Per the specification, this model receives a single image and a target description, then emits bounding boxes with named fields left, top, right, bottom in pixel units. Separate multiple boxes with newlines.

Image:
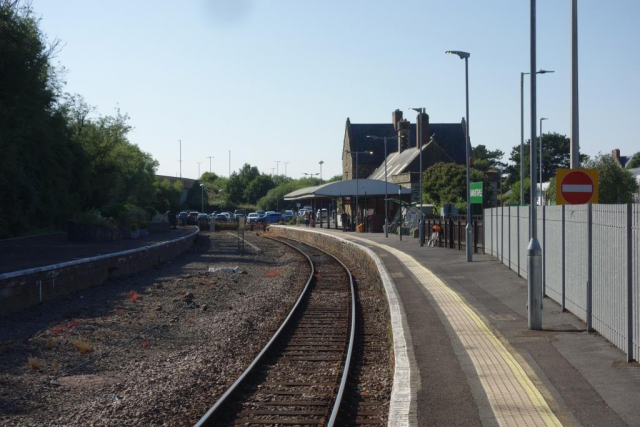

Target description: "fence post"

left=627, top=203, right=634, bottom=362
left=438, top=218, right=443, bottom=247
left=449, top=217, right=454, bottom=249
left=490, top=208, right=493, bottom=256
left=500, top=205, right=504, bottom=264
left=474, top=219, right=478, bottom=254
left=517, top=206, right=521, bottom=277
left=508, top=206, right=511, bottom=270
left=562, top=204, right=566, bottom=312
left=482, top=208, right=485, bottom=254
left=587, top=203, right=593, bottom=332
left=542, top=205, right=546, bottom=297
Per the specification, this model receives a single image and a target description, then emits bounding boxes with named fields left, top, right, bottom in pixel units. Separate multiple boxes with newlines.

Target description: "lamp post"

left=207, top=156, right=214, bottom=173
left=271, top=168, right=276, bottom=176
left=228, top=150, right=231, bottom=176
left=284, top=161, right=289, bottom=177
left=521, top=70, right=554, bottom=205
left=446, top=50, right=472, bottom=261
left=303, top=172, right=319, bottom=178
left=367, top=135, right=397, bottom=238
left=319, top=161, right=324, bottom=180
left=528, top=0, right=543, bottom=330
left=199, top=184, right=204, bottom=213
left=539, top=117, right=548, bottom=205
left=275, top=160, right=281, bottom=176
left=345, top=150, right=372, bottom=230
left=178, top=140, right=182, bottom=179
left=196, top=162, right=202, bottom=179
left=410, top=108, right=426, bottom=246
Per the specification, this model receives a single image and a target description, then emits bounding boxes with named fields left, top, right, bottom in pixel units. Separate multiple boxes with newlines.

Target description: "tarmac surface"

left=302, top=226, right=640, bottom=427
left=0, top=227, right=196, bottom=274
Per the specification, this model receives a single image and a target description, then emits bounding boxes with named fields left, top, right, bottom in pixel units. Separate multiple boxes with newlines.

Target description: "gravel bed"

left=0, top=231, right=310, bottom=426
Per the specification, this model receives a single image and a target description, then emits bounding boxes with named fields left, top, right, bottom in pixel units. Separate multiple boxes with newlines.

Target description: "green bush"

left=71, top=210, right=118, bottom=230
left=130, top=222, right=139, bottom=231
left=139, top=221, right=148, bottom=229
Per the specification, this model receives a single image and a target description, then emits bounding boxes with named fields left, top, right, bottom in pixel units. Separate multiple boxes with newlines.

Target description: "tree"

left=584, top=154, right=639, bottom=203
left=504, top=133, right=588, bottom=185
left=244, top=174, right=274, bottom=205
left=627, top=152, right=640, bottom=169
left=472, top=145, right=505, bottom=172
left=422, top=162, right=491, bottom=214
left=328, top=175, right=342, bottom=182
left=200, top=172, right=219, bottom=183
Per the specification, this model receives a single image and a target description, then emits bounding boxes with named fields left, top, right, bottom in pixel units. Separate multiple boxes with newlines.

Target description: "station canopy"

left=284, top=179, right=411, bottom=201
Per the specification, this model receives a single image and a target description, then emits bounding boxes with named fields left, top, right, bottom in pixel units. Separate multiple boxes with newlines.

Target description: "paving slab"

left=0, top=227, right=197, bottom=274
left=295, top=227, right=640, bottom=427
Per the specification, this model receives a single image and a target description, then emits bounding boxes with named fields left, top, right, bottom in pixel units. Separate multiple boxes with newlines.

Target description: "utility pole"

left=207, top=156, right=214, bottom=173
left=570, top=0, right=580, bottom=168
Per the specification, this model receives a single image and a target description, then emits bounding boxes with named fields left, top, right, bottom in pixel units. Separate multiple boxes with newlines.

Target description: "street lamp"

left=539, top=117, right=548, bottom=205
left=521, top=69, right=554, bottom=205
left=319, top=161, right=324, bottom=180
left=284, top=161, right=289, bottom=177
left=178, top=140, right=182, bottom=179
left=446, top=50, right=472, bottom=262
left=228, top=150, right=231, bottom=176
left=196, top=162, right=202, bottom=179
left=410, top=108, right=426, bottom=246
left=199, top=183, right=204, bottom=213
left=345, top=150, right=373, bottom=231
left=303, top=172, right=319, bottom=178
left=528, top=0, right=543, bottom=330
left=207, top=156, right=214, bottom=173
left=367, top=135, right=397, bottom=238
left=275, top=160, right=281, bottom=176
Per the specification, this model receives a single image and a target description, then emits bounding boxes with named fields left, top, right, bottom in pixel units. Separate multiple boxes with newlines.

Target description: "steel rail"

left=194, top=236, right=315, bottom=426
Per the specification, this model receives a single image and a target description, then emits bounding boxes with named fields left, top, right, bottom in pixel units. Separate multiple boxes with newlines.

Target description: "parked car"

left=187, top=211, right=199, bottom=224
left=197, top=213, right=209, bottom=223
left=263, top=212, right=283, bottom=223
left=177, top=211, right=189, bottom=224
left=247, top=213, right=260, bottom=223
left=316, top=208, right=329, bottom=221
left=284, top=210, right=294, bottom=221
left=215, top=213, right=230, bottom=222
left=234, top=209, right=246, bottom=218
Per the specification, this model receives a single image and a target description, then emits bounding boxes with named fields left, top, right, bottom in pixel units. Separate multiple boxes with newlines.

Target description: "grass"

left=71, top=339, right=93, bottom=354
left=27, top=357, right=43, bottom=370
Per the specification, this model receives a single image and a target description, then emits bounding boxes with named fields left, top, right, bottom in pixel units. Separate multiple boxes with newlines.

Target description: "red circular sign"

left=560, top=171, right=594, bottom=204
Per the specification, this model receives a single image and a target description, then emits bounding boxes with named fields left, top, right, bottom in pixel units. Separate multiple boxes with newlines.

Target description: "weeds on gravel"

left=126, top=290, right=141, bottom=303
left=45, top=338, right=59, bottom=350
left=50, top=326, right=64, bottom=336
left=66, top=320, right=81, bottom=329
left=27, top=357, right=43, bottom=370
left=71, top=339, right=93, bottom=354
left=264, top=267, right=284, bottom=277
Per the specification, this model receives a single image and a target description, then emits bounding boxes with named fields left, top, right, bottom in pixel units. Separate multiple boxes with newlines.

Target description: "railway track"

left=195, top=236, right=356, bottom=426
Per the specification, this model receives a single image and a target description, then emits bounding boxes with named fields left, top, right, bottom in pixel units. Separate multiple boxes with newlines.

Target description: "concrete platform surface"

left=300, top=227, right=640, bottom=427
left=0, top=227, right=197, bottom=274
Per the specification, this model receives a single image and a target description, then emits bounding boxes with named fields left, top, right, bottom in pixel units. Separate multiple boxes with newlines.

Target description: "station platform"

left=296, top=227, right=640, bottom=426
left=0, top=227, right=197, bottom=274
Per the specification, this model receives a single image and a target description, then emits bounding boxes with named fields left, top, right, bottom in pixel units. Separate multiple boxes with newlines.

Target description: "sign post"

left=556, top=169, right=598, bottom=205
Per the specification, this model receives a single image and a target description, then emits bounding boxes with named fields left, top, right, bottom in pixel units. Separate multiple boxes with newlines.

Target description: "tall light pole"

left=345, top=150, right=372, bottom=231
left=275, top=160, right=281, bottom=176
left=521, top=70, right=554, bottom=205
left=199, top=184, right=204, bottom=212
left=367, top=135, right=397, bottom=238
left=446, top=50, right=472, bottom=261
left=528, top=0, right=543, bottom=330
left=284, top=161, right=289, bottom=177
left=207, top=156, right=214, bottom=173
left=570, top=0, right=580, bottom=169
left=228, top=150, right=231, bottom=176
left=271, top=167, right=276, bottom=176
left=410, top=108, right=426, bottom=246
left=319, top=161, right=324, bottom=180
left=539, top=117, right=548, bottom=205
left=196, top=162, right=202, bottom=179
left=178, top=140, right=182, bottom=179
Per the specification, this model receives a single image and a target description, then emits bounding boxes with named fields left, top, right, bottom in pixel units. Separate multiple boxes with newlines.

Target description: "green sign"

left=470, top=182, right=483, bottom=204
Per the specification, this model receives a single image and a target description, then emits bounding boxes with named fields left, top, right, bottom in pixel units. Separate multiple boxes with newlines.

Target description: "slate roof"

left=368, top=147, right=421, bottom=180
left=348, top=123, right=467, bottom=165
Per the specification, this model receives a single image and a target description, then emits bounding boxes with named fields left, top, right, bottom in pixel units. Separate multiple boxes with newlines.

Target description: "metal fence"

left=483, top=204, right=639, bottom=362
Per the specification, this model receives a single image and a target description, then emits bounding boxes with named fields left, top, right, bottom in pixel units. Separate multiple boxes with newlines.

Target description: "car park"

left=197, top=213, right=209, bottom=223
left=215, top=213, right=230, bottom=222
left=316, top=208, right=328, bottom=221
left=247, top=213, right=259, bottom=223
left=263, top=212, right=283, bottom=223
left=284, top=210, right=294, bottom=221
left=177, top=211, right=189, bottom=224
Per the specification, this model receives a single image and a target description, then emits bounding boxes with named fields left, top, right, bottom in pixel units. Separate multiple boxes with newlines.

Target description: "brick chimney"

left=416, top=112, right=430, bottom=148
left=397, top=120, right=410, bottom=153
left=392, top=109, right=403, bottom=131
left=612, top=149, right=621, bottom=160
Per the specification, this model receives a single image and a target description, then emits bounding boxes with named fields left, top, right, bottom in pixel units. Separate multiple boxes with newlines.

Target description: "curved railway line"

left=195, top=236, right=356, bottom=426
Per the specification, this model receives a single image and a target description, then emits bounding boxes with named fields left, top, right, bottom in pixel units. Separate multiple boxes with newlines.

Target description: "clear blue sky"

left=32, top=0, right=639, bottom=180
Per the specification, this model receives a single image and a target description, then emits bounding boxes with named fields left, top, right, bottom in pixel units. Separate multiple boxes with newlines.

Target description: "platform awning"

left=284, top=179, right=411, bottom=201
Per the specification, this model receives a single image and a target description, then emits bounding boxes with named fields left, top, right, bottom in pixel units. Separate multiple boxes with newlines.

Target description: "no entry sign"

left=556, top=169, right=599, bottom=205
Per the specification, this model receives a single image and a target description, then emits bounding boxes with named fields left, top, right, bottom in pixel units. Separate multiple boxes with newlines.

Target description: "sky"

left=32, top=0, right=640, bottom=180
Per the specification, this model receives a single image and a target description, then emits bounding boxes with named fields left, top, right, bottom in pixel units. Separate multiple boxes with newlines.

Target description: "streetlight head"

left=200, top=183, right=204, bottom=187
left=368, top=151, right=373, bottom=155
left=538, top=69, right=555, bottom=74
left=541, top=117, right=548, bottom=121
left=409, top=108, right=422, bottom=113
left=446, top=50, right=470, bottom=59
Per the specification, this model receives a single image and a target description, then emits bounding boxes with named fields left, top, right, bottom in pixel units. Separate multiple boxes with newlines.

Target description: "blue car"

left=263, top=212, right=283, bottom=223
